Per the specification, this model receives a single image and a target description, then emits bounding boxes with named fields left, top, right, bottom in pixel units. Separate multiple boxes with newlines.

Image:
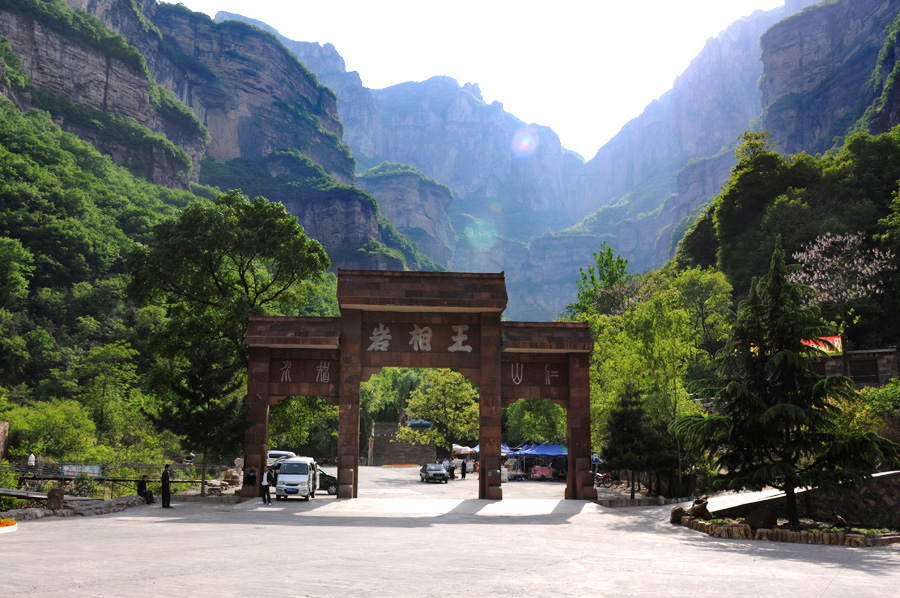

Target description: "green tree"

left=268, top=395, right=338, bottom=457
left=395, top=369, right=479, bottom=451
left=145, top=339, right=246, bottom=495
left=568, top=242, right=631, bottom=317
left=0, top=237, right=33, bottom=309
left=673, top=240, right=900, bottom=524
left=127, top=189, right=330, bottom=365
left=128, top=190, right=330, bottom=478
left=504, top=399, right=567, bottom=446
left=70, top=341, right=138, bottom=444
left=604, top=386, right=658, bottom=499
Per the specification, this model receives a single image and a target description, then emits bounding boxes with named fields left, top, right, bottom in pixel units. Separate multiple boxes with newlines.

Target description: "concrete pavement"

left=1, top=466, right=898, bottom=597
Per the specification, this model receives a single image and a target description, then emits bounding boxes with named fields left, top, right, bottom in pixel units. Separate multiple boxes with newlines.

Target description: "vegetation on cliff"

left=359, top=161, right=454, bottom=197
left=200, top=151, right=441, bottom=272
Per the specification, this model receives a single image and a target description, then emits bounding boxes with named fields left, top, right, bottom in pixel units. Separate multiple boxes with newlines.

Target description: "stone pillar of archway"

left=566, top=352, right=597, bottom=500
left=338, top=309, right=362, bottom=498
left=241, top=346, right=271, bottom=497
left=479, top=313, right=503, bottom=500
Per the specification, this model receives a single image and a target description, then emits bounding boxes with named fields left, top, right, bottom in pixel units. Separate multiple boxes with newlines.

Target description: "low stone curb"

left=0, top=495, right=147, bottom=521
left=680, top=515, right=900, bottom=547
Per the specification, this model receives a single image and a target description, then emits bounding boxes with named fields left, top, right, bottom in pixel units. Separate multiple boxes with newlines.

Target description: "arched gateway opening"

left=241, top=270, right=596, bottom=501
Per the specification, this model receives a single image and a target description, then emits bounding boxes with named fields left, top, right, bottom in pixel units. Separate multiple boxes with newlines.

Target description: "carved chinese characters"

left=363, top=322, right=478, bottom=354
left=268, top=355, right=340, bottom=398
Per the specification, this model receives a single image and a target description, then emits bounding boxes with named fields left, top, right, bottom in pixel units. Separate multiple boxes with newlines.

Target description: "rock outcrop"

left=356, top=169, right=455, bottom=267
left=761, top=0, right=900, bottom=153
left=215, top=11, right=384, bottom=160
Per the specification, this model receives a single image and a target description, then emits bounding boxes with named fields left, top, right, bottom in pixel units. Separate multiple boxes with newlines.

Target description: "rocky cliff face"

left=368, top=77, right=585, bottom=226
left=581, top=0, right=818, bottom=217
left=214, top=11, right=384, bottom=160
left=761, top=0, right=900, bottom=153
left=68, top=0, right=355, bottom=184
left=0, top=3, right=205, bottom=188
left=356, top=171, right=455, bottom=266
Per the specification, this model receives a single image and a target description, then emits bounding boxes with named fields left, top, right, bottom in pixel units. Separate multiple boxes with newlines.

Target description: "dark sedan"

left=317, top=466, right=338, bottom=495
left=420, top=463, right=449, bottom=483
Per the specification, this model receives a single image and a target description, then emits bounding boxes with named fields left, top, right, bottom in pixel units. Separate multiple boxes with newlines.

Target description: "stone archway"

left=242, top=270, right=596, bottom=501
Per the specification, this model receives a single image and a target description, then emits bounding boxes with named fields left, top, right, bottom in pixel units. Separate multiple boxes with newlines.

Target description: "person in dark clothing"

left=246, top=465, right=258, bottom=491
left=137, top=475, right=154, bottom=504
left=460, top=458, right=467, bottom=479
left=260, top=465, right=273, bottom=504
left=161, top=464, right=172, bottom=508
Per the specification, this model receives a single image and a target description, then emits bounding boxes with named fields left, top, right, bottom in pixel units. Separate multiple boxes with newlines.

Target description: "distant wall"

left=370, top=422, right=434, bottom=466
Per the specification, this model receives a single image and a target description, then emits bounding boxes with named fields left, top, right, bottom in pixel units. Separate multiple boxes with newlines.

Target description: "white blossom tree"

left=790, top=232, right=893, bottom=374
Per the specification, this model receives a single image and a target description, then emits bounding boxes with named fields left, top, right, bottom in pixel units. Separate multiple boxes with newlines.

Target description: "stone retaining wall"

left=679, top=516, right=900, bottom=547
left=0, top=495, right=147, bottom=521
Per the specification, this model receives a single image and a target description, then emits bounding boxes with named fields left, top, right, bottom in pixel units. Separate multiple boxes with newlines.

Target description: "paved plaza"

left=2, top=466, right=899, bottom=597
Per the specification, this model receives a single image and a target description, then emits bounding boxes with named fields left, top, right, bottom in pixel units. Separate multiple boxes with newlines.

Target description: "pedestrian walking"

left=161, top=464, right=172, bottom=508
left=460, top=457, right=467, bottom=479
left=260, top=465, right=273, bottom=504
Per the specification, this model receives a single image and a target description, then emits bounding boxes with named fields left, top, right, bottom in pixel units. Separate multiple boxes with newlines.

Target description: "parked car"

left=267, top=450, right=297, bottom=466
left=316, top=465, right=338, bottom=495
left=420, top=463, right=449, bottom=483
left=274, top=456, right=318, bottom=501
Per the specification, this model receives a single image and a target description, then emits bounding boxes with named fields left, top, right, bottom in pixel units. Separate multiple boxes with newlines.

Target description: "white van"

left=267, top=450, right=297, bottom=466
left=274, top=456, right=318, bottom=501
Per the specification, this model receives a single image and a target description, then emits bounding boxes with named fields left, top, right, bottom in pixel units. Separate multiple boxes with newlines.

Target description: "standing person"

left=27, top=450, right=35, bottom=471
left=460, top=457, right=467, bottom=479
left=260, top=465, right=272, bottom=504
left=161, top=464, right=172, bottom=508
left=137, top=475, right=154, bottom=504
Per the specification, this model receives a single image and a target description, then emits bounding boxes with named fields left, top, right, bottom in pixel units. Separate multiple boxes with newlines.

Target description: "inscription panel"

left=501, top=354, right=569, bottom=405
left=268, top=350, right=340, bottom=398
left=360, top=313, right=481, bottom=370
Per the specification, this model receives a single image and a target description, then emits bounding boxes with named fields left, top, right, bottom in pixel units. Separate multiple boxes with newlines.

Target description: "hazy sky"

left=176, top=0, right=786, bottom=159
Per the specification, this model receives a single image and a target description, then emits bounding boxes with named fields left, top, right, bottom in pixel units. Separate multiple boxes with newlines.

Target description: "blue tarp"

left=518, top=443, right=568, bottom=458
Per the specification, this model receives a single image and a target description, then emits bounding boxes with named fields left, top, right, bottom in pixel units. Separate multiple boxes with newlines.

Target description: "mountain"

left=0, top=0, right=435, bottom=272
left=216, top=2, right=824, bottom=319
